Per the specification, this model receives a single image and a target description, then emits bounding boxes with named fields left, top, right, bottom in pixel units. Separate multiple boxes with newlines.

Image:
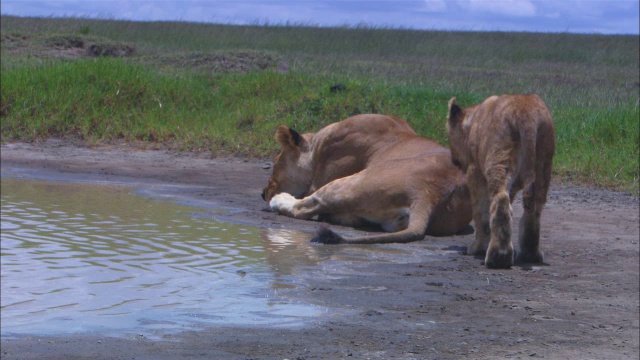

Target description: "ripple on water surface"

left=0, top=178, right=325, bottom=337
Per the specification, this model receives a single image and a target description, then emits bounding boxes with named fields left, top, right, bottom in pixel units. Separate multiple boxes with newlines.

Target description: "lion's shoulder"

left=311, top=114, right=416, bottom=156
left=315, top=114, right=415, bottom=140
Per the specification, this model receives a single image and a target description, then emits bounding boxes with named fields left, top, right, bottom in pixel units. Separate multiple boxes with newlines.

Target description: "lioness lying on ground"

left=446, top=94, right=555, bottom=269
left=262, top=114, right=472, bottom=244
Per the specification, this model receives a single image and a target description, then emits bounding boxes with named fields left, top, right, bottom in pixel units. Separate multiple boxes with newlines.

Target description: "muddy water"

left=1, top=178, right=330, bottom=338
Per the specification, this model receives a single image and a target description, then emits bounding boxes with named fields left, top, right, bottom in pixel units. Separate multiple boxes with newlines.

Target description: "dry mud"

left=1, top=139, right=638, bottom=360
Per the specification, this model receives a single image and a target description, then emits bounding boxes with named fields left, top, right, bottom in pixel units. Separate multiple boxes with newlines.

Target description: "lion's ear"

left=275, top=125, right=306, bottom=149
left=447, top=97, right=463, bottom=125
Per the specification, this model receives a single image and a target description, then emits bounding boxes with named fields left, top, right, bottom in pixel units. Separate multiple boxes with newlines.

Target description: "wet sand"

left=1, top=139, right=638, bottom=360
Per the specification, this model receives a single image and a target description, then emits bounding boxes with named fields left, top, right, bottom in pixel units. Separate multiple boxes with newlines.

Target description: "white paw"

left=269, top=192, right=297, bottom=215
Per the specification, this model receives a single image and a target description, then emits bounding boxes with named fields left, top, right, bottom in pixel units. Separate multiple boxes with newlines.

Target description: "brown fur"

left=446, top=94, right=555, bottom=268
left=262, top=114, right=472, bottom=244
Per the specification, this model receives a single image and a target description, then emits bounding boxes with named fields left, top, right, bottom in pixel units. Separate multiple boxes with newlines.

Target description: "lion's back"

left=309, top=114, right=421, bottom=189
left=469, top=94, right=555, bottom=163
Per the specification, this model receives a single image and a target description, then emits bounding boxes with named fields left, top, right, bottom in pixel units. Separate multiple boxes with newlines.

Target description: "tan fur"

left=262, top=114, right=472, bottom=244
left=446, top=94, right=555, bottom=269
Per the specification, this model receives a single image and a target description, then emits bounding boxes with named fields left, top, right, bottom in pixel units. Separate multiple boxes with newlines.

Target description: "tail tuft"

left=310, top=225, right=344, bottom=244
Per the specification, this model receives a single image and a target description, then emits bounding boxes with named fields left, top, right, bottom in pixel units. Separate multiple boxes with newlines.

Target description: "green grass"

left=1, top=16, right=638, bottom=195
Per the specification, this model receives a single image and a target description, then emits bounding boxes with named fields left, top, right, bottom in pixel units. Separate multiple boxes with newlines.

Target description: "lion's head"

left=261, top=125, right=314, bottom=202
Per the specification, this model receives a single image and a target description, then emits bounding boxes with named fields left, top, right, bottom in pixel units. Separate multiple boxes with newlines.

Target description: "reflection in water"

left=0, top=179, right=323, bottom=337
left=259, top=227, right=418, bottom=287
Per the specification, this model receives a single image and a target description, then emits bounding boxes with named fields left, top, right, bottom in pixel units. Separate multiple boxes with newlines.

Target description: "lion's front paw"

left=269, top=192, right=296, bottom=216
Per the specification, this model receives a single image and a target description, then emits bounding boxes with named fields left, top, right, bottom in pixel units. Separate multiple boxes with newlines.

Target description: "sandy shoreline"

left=1, top=140, right=638, bottom=360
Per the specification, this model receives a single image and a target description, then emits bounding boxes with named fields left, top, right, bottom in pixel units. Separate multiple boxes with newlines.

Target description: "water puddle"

left=1, top=178, right=332, bottom=338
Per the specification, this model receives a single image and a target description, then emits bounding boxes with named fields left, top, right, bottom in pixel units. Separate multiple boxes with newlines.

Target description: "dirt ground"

left=1, top=139, right=638, bottom=360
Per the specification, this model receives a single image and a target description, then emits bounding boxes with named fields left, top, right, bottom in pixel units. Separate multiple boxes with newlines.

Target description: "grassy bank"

left=1, top=16, right=638, bottom=194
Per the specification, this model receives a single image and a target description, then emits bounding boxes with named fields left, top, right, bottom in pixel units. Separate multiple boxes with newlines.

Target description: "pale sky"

left=1, top=0, right=638, bottom=35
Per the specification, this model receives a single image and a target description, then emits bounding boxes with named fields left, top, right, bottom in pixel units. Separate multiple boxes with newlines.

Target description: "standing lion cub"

left=446, top=94, right=555, bottom=269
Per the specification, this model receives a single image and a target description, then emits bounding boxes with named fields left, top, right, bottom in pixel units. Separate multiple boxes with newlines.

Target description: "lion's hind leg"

left=484, top=160, right=515, bottom=269
left=516, top=156, right=551, bottom=264
left=515, top=182, right=543, bottom=264
left=485, top=191, right=514, bottom=269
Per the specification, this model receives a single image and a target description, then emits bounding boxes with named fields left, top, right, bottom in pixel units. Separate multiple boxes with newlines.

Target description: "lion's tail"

left=311, top=225, right=427, bottom=245
left=521, top=131, right=537, bottom=189
left=518, top=117, right=538, bottom=192
left=311, top=225, right=346, bottom=244
left=311, top=204, right=431, bottom=245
